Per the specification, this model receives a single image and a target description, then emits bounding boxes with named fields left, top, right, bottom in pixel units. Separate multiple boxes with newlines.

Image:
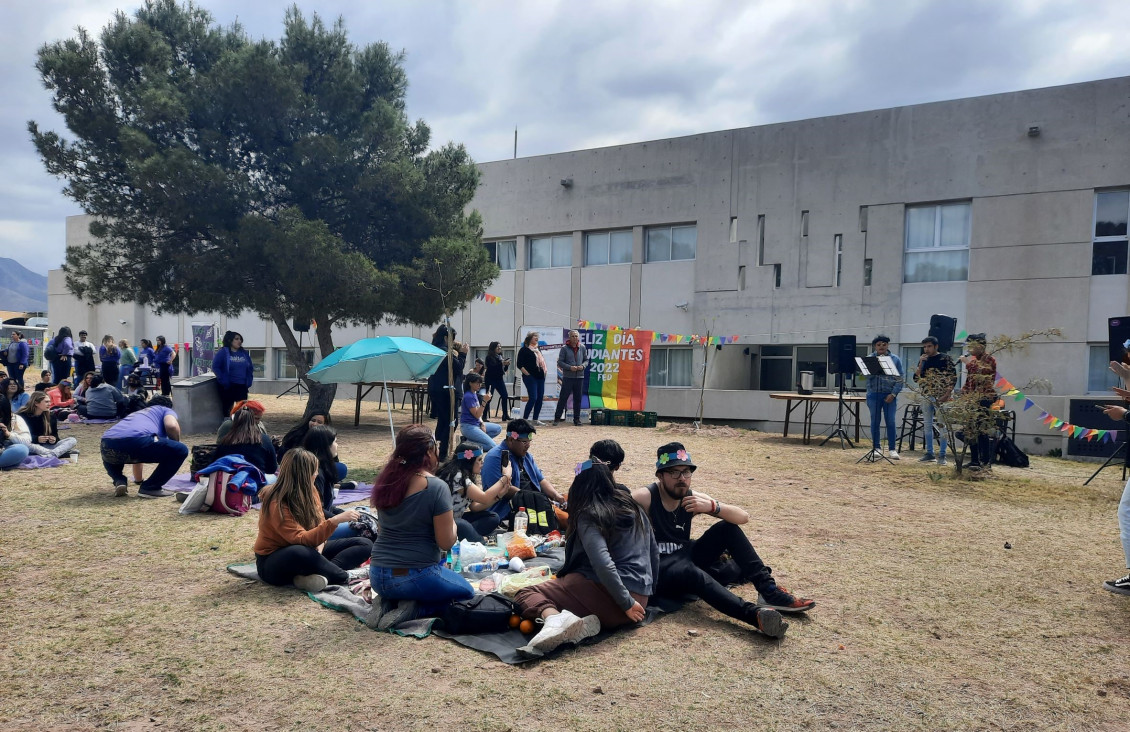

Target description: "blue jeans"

left=369, top=562, right=474, bottom=618
left=922, top=400, right=947, bottom=458
left=118, top=364, right=132, bottom=390
left=456, top=510, right=501, bottom=543
left=1118, top=477, right=1130, bottom=569
left=0, top=443, right=29, bottom=469
left=522, top=375, right=545, bottom=420
left=460, top=421, right=501, bottom=452
left=101, top=434, right=189, bottom=492
left=867, top=393, right=897, bottom=450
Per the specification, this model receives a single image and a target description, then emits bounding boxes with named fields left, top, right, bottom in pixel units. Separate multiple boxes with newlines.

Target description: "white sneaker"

left=346, top=566, right=370, bottom=581
left=518, top=610, right=601, bottom=656
left=887, top=450, right=900, bottom=460
left=293, top=574, right=328, bottom=593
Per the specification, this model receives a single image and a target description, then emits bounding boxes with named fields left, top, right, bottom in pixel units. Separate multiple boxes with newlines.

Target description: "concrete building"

left=50, top=75, right=1130, bottom=455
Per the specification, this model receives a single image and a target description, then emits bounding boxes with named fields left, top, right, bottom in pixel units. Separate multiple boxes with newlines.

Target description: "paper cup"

left=70, top=453, right=79, bottom=464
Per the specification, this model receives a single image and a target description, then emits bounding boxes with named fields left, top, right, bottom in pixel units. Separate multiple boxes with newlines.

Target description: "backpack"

left=996, top=437, right=1029, bottom=468
left=439, top=592, right=518, bottom=634
left=506, top=489, right=559, bottom=535
left=44, top=340, right=57, bottom=362
left=6, top=341, right=18, bottom=364
left=200, top=472, right=254, bottom=516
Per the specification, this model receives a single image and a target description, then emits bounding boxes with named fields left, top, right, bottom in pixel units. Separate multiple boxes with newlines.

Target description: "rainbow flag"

left=579, top=328, right=653, bottom=410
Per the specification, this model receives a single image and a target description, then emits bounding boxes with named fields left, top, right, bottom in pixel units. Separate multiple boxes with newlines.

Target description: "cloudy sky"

left=3, top=0, right=1130, bottom=274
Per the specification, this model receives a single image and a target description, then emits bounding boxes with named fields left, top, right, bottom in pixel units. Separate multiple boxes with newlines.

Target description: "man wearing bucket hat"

left=631, top=441, right=815, bottom=639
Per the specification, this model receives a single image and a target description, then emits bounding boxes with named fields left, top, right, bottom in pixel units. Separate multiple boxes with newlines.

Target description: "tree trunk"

left=272, top=313, right=338, bottom=420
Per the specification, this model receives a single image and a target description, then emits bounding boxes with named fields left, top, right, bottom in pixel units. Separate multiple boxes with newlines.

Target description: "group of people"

left=864, top=333, right=999, bottom=470
left=34, top=327, right=176, bottom=397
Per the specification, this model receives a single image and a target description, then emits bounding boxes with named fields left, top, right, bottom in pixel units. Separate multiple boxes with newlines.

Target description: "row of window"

left=485, top=224, right=698, bottom=271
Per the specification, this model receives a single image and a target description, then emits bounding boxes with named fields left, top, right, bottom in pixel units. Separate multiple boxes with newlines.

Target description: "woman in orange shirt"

left=254, top=448, right=371, bottom=593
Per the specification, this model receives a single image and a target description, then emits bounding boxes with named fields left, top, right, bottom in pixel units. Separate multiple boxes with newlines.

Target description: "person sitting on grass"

left=277, top=410, right=332, bottom=458
left=253, top=448, right=370, bottom=594
left=99, top=395, right=188, bottom=498
left=46, top=380, right=76, bottom=414
left=459, top=372, right=501, bottom=452
left=631, top=442, right=815, bottom=640
left=0, top=395, right=31, bottom=470
left=302, top=424, right=356, bottom=528
left=513, top=458, right=658, bottom=657
left=76, top=374, right=126, bottom=420
left=17, top=391, right=79, bottom=461
left=2, top=377, right=29, bottom=411
left=480, top=419, right=565, bottom=524
left=213, top=404, right=278, bottom=479
left=365, top=424, right=474, bottom=630
left=36, top=370, right=53, bottom=390
left=435, top=440, right=510, bottom=542
left=216, top=399, right=269, bottom=441
left=73, top=371, right=96, bottom=408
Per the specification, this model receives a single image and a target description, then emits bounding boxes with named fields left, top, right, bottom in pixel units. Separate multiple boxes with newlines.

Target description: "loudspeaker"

left=1110, top=316, right=1130, bottom=364
left=928, top=314, right=958, bottom=351
left=827, top=335, right=857, bottom=374
left=292, top=318, right=310, bottom=333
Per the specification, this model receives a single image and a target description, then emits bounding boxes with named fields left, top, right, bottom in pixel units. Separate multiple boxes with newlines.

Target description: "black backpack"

left=507, top=489, right=559, bottom=535
left=439, top=592, right=518, bottom=634
left=996, top=437, right=1029, bottom=468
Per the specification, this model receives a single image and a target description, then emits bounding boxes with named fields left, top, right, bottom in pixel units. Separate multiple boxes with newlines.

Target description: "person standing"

left=554, top=330, right=589, bottom=426
left=427, top=324, right=467, bottom=461
left=914, top=336, right=957, bottom=466
left=865, top=335, right=904, bottom=459
left=484, top=341, right=511, bottom=420
left=958, top=334, right=998, bottom=471
left=51, top=326, right=75, bottom=384
left=154, top=335, right=175, bottom=397
left=517, top=331, right=547, bottom=425
left=5, top=331, right=29, bottom=391
left=1101, top=388, right=1130, bottom=596
left=74, top=330, right=97, bottom=378
left=118, top=339, right=137, bottom=389
left=211, top=331, right=254, bottom=419
left=99, top=335, right=121, bottom=389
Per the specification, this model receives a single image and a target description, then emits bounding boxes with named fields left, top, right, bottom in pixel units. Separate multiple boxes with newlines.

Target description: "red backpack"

left=200, top=472, right=253, bottom=516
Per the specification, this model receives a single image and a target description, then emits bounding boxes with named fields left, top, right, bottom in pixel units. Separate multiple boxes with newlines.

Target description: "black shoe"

left=137, top=488, right=174, bottom=498
left=573, top=422, right=582, bottom=426
left=1103, top=574, right=1130, bottom=596
left=553, top=419, right=564, bottom=425
left=754, top=607, right=788, bottom=638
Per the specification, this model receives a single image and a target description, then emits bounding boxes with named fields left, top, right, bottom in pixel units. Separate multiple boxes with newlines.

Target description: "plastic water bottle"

left=451, top=541, right=462, bottom=572
left=514, top=506, right=529, bottom=536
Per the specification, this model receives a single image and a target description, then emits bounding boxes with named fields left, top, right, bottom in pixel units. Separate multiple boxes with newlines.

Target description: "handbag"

left=439, top=592, right=518, bottom=634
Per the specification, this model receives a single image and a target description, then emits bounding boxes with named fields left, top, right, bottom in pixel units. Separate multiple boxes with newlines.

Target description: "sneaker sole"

left=137, top=491, right=172, bottom=499
left=524, top=613, right=601, bottom=655
left=1103, top=582, right=1130, bottom=596
left=113, top=484, right=128, bottom=497
left=293, top=575, right=329, bottom=593
left=757, top=594, right=816, bottom=614
left=755, top=609, right=789, bottom=638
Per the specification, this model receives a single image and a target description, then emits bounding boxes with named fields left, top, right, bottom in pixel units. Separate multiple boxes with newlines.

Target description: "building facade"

left=50, top=76, right=1130, bottom=453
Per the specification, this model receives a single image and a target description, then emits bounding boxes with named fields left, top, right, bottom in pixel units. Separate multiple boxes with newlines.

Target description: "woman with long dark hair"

left=484, top=341, right=511, bottom=420
left=512, top=458, right=658, bottom=657
left=214, top=405, right=278, bottom=476
left=211, top=331, right=254, bottom=418
left=435, top=440, right=510, bottom=542
left=516, top=331, right=547, bottom=425
left=427, top=325, right=467, bottom=460
left=2, top=377, right=28, bottom=411
left=51, top=326, right=74, bottom=384
left=458, top=372, right=501, bottom=452
left=0, top=394, right=31, bottom=470
left=154, top=335, right=175, bottom=396
left=17, top=392, right=79, bottom=459
left=254, top=448, right=370, bottom=592
left=302, top=425, right=349, bottom=520
left=99, top=335, right=121, bottom=389
left=365, top=424, right=473, bottom=630
left=278, top=411, right=332, bottom=457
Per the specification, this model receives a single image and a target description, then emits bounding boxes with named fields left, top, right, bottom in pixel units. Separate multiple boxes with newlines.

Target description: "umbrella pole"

left=384, top=378, right=396, bottom=447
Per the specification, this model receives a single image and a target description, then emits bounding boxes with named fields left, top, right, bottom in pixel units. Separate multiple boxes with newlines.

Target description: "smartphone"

left=500, top=449, right=510, bottom=469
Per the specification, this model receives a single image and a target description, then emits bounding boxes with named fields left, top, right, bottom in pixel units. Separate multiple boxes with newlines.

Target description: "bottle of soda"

left=451, top=541, right=462, bottom=572
left=514, top=506, right=529, bottom=536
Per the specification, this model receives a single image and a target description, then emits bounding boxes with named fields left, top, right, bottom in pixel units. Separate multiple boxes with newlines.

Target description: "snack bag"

left=507, top=534, right=536, bottom=560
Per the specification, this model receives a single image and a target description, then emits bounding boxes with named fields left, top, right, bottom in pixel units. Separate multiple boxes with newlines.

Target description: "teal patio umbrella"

left=306, top=336, right=446, bottom=441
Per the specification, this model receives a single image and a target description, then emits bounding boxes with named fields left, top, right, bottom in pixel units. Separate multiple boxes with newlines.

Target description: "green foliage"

left=29, top=0, right=494, bottom=332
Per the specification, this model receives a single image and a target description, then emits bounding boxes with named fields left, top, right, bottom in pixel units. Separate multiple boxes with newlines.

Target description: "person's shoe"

left=758, top=586, right=816, bottom=614
left=293, top=574, right=328, bottom=593
left=1103, top=574, right=1130, bottom=596
left=937, top=456, right=948, bottom=466
left=112, top=479, right=128, bottom=497
left=533, top=420, right=546, bottom=427
left=887, top=449, right=900, bottom=460
left=553, top=419, right=564, bottom=426
left=917, top=454, right=935, bottom=463
left=753, top=607, right=789, bottom=638
left=517, top=610, right=601, bottom=657
left=346, top=566, right=370, bottom=581
left=338, top=480, right=359, bottom=492
left=573, top=421, right=582, bottom=426
left=366, top=597, right=393, bottom=629
left=377, top=599, right=418, bottom=630
left=137, top=488, right=173, bottom=499
left=967, top=463, right=982, bottom=472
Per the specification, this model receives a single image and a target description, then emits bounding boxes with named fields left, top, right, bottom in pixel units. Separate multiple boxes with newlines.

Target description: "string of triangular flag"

left=576, top=319, right=739, bottom=347
left=995, top=374, right=1120, bottom=443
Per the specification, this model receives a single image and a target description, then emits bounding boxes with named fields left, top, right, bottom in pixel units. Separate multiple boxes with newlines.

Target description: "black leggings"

left=486, top=377, right=509, bottom=420
left=456, top=510, right=501, bottom=543
left=255, top=537, right=373, bottom=587
left=158, top=363, right=172, bottom=396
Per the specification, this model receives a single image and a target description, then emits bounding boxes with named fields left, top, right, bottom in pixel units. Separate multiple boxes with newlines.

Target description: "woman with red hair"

left=365, top=424, right=473, bottom=630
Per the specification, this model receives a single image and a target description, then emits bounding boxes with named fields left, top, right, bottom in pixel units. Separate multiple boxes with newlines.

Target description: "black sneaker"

left=1103, top=574, right=1130, bottom=596
left=112, top=479, right=128, bottom=497
left=137, top=488, right=174, bottom=499
left=754, top=607, right=788, bottom=638
left=917, top=454, right=936, bottom=463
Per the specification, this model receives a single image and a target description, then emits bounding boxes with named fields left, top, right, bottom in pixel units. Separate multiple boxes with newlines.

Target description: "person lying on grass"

left=253, top=448, right=370, bottom=593
left=513, top=454, right=658, bottom=657
left=631, top=442, right=815, bottom=640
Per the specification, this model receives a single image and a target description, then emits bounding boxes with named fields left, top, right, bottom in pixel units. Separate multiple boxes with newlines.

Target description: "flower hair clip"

left=461, top=448, right=483, bottom=460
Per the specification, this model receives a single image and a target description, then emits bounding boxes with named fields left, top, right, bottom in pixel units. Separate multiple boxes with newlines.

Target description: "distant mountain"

left=0, top=258, right=48, bottom=312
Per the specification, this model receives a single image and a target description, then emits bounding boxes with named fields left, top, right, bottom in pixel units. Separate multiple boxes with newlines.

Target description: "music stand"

left=854, top=355, right=899, bottom=465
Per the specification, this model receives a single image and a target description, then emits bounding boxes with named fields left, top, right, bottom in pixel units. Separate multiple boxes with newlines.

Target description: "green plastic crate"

left=589, top=409, right=607, bottom=426
left=609, top=410, right=630, bottom=427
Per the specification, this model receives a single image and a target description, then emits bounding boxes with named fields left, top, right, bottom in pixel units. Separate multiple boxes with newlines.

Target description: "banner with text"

left=580, top=328, right=652, bottom=411
left=191, top=323, right=216, bottom=377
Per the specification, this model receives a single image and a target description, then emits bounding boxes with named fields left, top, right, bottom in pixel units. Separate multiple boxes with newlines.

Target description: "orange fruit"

left=519, top=619, right=536, bottom=635
left=508, top=614, right=521, bottom=629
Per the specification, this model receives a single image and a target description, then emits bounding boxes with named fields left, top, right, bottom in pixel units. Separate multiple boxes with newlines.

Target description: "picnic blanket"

left=169, top=474, right=371, bottom=509
left=17, top=455, right=68, bottom=470
left=67, top=415, right=119, bottom=424
left=227, top=548, right=686, bottom=664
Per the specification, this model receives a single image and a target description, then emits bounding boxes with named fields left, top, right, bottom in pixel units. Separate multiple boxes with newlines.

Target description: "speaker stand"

left=1083, top=439, right=1128, bottom=486
left=276, top=329, right=307, bottom=399
left=857, top=446, right=895, bottom=465
left=820, top=377, right=854, bottom=449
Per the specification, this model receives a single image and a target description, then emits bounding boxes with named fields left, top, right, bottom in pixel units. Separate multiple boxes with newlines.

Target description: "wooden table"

left=770, top=392, right=865, bottom=444
left=353, top=380, right=428, bottom=426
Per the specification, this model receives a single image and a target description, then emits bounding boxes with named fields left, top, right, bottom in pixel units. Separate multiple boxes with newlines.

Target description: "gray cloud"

left=2, top=0, right=1129, bottom=275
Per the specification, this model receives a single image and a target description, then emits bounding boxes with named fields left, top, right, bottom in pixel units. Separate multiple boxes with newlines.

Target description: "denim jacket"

left=865, top=352, right=904, bottom=396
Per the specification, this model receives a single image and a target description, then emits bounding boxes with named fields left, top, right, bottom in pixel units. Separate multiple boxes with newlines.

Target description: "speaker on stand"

left=278, top=317, right=313, bottom=398
left=929, top=314, right=958, bottom=352
left=821, top=335, right=857, bottom=448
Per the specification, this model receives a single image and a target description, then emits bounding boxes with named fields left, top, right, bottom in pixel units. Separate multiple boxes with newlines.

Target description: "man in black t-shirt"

left=631, top=442, right=814, bottom=639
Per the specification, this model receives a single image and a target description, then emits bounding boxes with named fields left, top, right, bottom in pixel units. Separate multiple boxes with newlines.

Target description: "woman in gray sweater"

left=514, top=448, right=659, bottom=657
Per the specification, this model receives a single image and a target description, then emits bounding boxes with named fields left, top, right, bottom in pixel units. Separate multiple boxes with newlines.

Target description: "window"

left=904, top=202, right=971, bottom=283
left=833, top=234, right=843, bottom=287
left=859, top=206, right=868, bottom=232
left=1093, top=191, right=1129, bottom=275
left=757, top=214, right=766, bottom=265
left=645, top=224, right=696, bottom=262
left=1089, top=345, right=1124, bottom=392
left=484, top=240, right=516, bottom=270
left=275, top=348, right=314, bottom=380
left=759, top=345, right=793, bottom=391
left=773, top=263, right=781, bottom=288
left=528, top=236, right=572, bottom=269
left=647, top=347, right=693, bottom=387
left=796, top=346, right=828, bottom=389
left=246, top=348, right=267, bottom=378
left=584, top=230, right=632, bottom=266
left=800, top=211, right=809, bottom=237
left=864, top=258, right=873, bottom=287
left=729, top=217, right=738, bottom=243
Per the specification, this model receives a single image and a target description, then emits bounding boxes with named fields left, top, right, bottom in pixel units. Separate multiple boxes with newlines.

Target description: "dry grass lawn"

left=2, top=393, right=1129, bottom=731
